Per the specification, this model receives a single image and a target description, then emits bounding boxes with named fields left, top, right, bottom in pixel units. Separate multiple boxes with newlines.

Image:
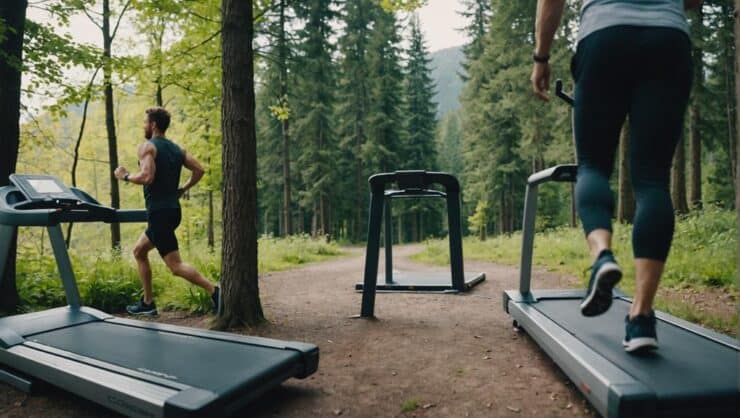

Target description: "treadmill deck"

left=355, top=271, right=486, bottom=292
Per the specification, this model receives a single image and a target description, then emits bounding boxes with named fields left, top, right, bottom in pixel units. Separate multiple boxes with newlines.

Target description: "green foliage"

left=400, top=399, right=421, bottom=412
left=15, top=235, right=342, bottom=313
left=413, top=208, right=737, bottom=331
left=379, top=0, right=426, bottom=12
left=467, top=200, right=488, bottom=240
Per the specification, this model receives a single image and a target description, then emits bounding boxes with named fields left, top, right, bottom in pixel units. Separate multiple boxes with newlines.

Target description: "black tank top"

left=143, top=136, right=184, bottom=210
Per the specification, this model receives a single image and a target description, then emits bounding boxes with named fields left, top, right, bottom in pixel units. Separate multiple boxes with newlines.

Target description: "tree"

left=735, top=0, right=739, bottom=287
left=364, top=5, right=405, bottom=174
left=218, top=0, right=264, bottom=328
left=688, top=6, right=704, bottom=209
left=672, top=137, right=689, bottom=214
left=74, top=0, right=132, bottom=248
left=0, top=0, right=27, bottom=313
left=402, top=14, right=438, bottom=240
left=336, top=0, right=373, bottom=241
left=617, top=120, right=634, bottom=223
left=293, top=0, right=337, bottom=238
left=458, top=0, right=491, bottom=79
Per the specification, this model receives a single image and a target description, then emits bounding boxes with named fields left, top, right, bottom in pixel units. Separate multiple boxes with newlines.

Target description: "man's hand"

left=531, top=61, right=551, bottom=101
left=177, top=187, right=187, bottom=198
left=114, top=166, right=128, bottom=181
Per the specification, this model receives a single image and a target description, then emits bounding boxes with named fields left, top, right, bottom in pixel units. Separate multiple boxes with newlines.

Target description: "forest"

left=0, top=0, right=737, bottom=322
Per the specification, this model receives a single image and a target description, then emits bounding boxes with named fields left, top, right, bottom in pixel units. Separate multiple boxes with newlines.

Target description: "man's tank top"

left=143, top=136, right=184, bottom=211
left=578, top=0, right=689, bottom=42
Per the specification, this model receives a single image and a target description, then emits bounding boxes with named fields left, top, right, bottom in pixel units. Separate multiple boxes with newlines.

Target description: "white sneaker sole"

left=580, top=262, right=622, bottom=316
left=623, top=337, right=659, bottom=353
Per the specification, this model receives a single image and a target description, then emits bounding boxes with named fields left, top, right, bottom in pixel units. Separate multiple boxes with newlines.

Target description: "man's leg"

left=571, top=27, right=630, bottom=316
left=133, top=232, right=155, bottom=304
left=162, top=250, right=216, bottom=295
left=628, top=28, right=692, bottom=320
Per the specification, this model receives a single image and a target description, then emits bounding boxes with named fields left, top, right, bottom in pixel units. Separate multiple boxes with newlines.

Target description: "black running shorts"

left=145, top=208, right=182, bottom=257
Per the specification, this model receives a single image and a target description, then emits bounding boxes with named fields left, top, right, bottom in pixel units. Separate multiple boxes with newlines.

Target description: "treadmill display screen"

left=28, top=179, right=64, bottom=194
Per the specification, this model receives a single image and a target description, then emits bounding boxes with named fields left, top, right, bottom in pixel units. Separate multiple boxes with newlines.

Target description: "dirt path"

left=1, top=245, right=597, bottom=418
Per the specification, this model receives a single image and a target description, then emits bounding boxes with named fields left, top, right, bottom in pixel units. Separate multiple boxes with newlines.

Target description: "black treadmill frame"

left=0, top=178, right=319, bottom=417
left=502, top=164, right=739, bottom=418
left=357, top=171, right=485, bottom=318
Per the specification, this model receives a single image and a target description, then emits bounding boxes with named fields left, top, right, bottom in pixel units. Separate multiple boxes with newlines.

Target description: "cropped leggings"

left=572, top=25, right=692, bottom=261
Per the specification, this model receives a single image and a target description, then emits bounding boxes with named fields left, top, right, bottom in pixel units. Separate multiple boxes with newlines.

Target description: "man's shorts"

left=145, top=208, right=182, bottom=257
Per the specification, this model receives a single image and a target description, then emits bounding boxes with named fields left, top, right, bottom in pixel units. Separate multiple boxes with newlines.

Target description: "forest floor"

left=3, top=244, right=726, bottom=418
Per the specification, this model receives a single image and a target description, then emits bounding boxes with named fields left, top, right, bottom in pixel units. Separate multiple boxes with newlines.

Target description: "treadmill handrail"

left=0, top=186, right=146, bottom=226
left=360, top=170, right=467, bottom=317
left=519, top=165, right=577, bottom=295
left=368, top=170, right=460, bottom=194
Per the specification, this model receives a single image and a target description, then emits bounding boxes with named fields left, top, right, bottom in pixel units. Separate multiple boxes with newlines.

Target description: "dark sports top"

left=143, top=136, right=184, bottom=211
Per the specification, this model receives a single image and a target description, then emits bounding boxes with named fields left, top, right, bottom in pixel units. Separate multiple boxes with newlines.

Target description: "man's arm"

left=178, top=148, right=205, bottom=195
left=114, top=143, right=156, bottom=185
left=531, top=0, right=567, bottom=101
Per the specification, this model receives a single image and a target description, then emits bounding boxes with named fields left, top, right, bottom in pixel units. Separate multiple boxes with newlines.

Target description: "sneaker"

left=126, top=298, right=158, bottom=316
left=212, top=286, right=223, bottom=316
left=623, top=312, right=659, bottom=353
left=580, top=249, right=622, bottom=317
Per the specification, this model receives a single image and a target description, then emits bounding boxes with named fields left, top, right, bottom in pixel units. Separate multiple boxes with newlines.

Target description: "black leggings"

left=572, top=25, right=692, bottom=262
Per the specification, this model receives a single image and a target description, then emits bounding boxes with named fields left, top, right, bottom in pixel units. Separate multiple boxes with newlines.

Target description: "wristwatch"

left=124, top=173, right=130, bottom=182
left=533, top=53, right=550, bottom=63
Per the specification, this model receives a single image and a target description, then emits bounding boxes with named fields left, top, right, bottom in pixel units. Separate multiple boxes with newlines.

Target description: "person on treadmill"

left=113, top=107, right=222, bottom=316
left=530, top=0, right=701, bottom=353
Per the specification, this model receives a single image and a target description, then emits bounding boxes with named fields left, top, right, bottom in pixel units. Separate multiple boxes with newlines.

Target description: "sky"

left=27, top=0, right=470, bottom=53
left=22, top=0, right=468, bottom=113
left=417, top=0, right=469, bottom=52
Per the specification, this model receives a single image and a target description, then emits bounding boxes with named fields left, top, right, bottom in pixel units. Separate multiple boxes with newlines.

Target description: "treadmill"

left=503, top=165, right=739, bottom=418
left=356, top=171, right=485, bottom=317
left=0, top=174, right=319, bottom=418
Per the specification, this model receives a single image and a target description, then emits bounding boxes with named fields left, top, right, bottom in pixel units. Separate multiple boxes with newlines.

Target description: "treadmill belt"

left=28, top=322, right=301, bottom=394
left=535, top=298, right=739, bottom=404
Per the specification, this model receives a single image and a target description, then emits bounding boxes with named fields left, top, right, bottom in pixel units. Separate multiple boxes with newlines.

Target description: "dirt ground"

left=1, top=245, right=610, bottom=418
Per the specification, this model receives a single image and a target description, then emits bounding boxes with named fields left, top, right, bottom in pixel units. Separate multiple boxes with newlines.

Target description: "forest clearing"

left=0, top=0, right=737, bottom=417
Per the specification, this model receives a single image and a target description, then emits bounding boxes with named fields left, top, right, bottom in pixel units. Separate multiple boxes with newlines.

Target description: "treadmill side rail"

left=0, top=367, right=34, bottom=393
left=507, top=299, right=656, bottom=418
left=3, top=345, right=177, bottom=418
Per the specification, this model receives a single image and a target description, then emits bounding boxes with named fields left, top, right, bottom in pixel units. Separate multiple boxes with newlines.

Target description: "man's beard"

left=144, top=128, right=152, bottom=139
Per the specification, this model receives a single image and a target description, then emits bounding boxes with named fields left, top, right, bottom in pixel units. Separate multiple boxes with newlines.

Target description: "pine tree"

left=458, top=0, right=492, bottom=79
left=336, top=0, right=374, bottom=241
left=400, top=14, right=439, bottom=240
left=364, top=5, right=405, bottom=174
left=293, top=0, right=338, bottom=237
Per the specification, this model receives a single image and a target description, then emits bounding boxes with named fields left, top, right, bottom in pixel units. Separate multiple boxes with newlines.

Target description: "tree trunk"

left=688, top=7, right=703, bottom=210
left=724, top=6, right=737, bottom=184
left=671, top=136, right=689, bottom=214
left=569, top=105, right=577, bottom=227
left=279, top=0, right=292, bottom=237
left=67, top=69, right=100, bottom=247
left=734, top=0, right=739, bottom=289
left=0, top=0, right=27, bottom=314
left=208, top=188, right=215, bottom=250
left=617, top=119, right=635, bottom=223
left=217, top=0, right=264, bottom=328
left=103, top=0, right=121, bottom=249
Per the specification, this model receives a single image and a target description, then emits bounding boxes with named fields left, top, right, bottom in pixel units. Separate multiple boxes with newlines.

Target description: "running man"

left=114, top=107, right=222, bottom=316
left=531, top=0, right=701, bottom=352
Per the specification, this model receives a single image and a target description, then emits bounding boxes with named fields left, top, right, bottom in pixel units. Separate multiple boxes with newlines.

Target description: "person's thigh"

left=573, top=26, right=633, bottom=175
left=629, top=29, right=692, bottom=184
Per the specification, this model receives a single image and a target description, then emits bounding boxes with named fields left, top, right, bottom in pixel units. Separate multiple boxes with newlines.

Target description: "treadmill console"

left=9, top=174, right=80, bottom=204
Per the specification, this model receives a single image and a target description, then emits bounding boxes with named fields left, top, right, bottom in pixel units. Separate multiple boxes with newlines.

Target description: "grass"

left=401, top=399, right=421, bottom=412
left=15, top=234, right=343, bottom=314
left=413, top=206, right=738, bottom=334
